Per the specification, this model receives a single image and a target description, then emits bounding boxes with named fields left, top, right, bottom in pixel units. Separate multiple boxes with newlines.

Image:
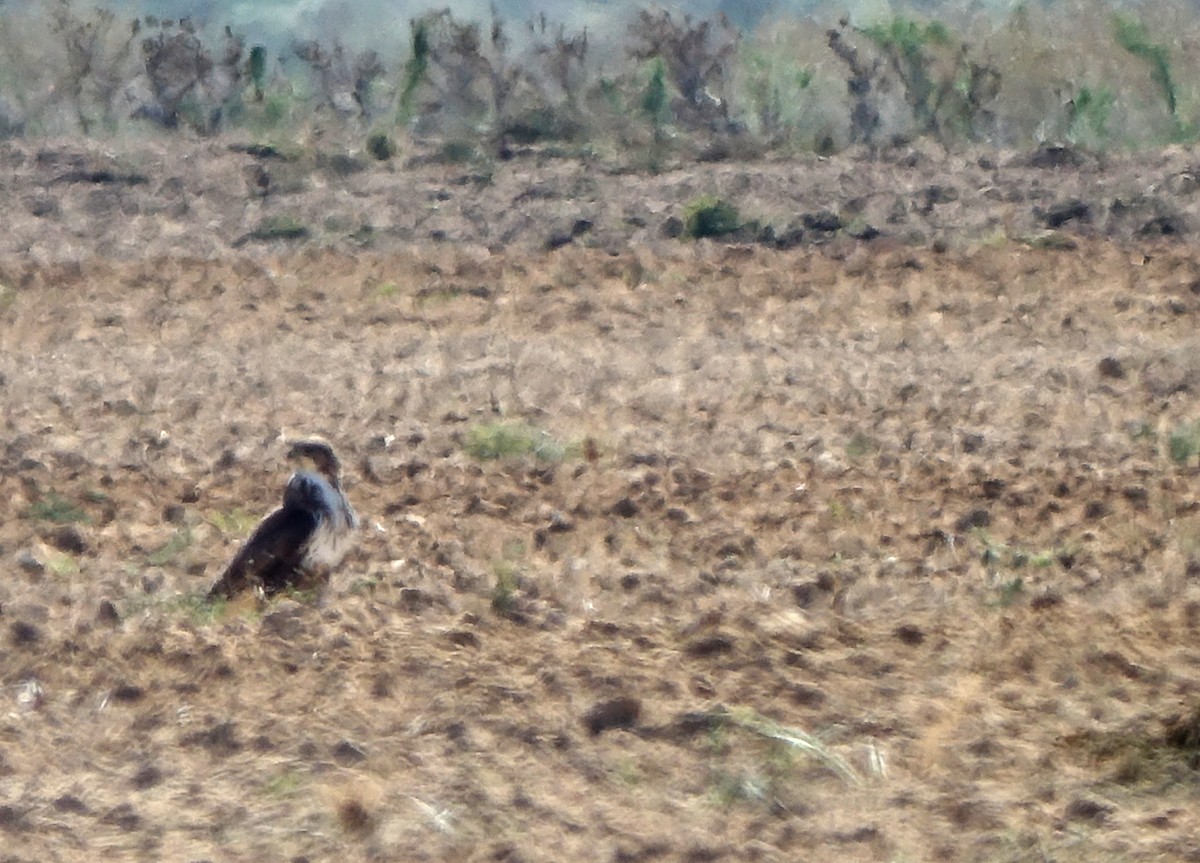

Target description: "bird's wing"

left=208, top=506, right=319, bottom=599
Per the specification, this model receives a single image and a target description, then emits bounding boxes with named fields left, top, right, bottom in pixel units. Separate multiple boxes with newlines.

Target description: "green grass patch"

left=279, top=585, right=322, bottom=604
left=148, top=527, right=193, bottom=567
left=1127, top=420, right=1157, bottom=443
left=1019, top=231, right=1078, bottom=251
left=348, top=575, right=384, bottom=595
left=208, top=508, right=260, bottom=537
left=464, top=421, right=566, bottom=462
left=1169, top=421, right=1200, bottom=464
left=844, top=432, right=879, bottom=460
left=491, top=562, right=520, bottom=616
left=24, top=491, right=88, bottom=524
left=123, top=590, right=231, bottom=625
left=46, top=553, right=80, bottom=577
left=1113, top=14, right=1182, bottom=136
left=991, top=576, right=1025, bottom=608
left=434, top=140, right=478, bottom=164
left=1067, top=85, right=1115, bottom=146
left=262, top=770, right=305, bottom=798
left=977, top=530, right=1068, bottom=574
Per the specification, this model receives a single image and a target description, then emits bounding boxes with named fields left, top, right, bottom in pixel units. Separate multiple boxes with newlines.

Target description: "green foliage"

left=248, top=45, right=267, bottom=101
left=641, top=58, right=668, bottom=124
left=491, top=562, right=519, bottom=615
left=859, top=17, right=955, bottom=135
left=209, top=508, right=259, bottom=537
left=1068, top=86, right=1115, bottom=145
left=6, top=5, right=1200, bottom=158
left=24, top=491, right=88, bottom=524
left=501, top=106, right=581, bottom=144
left=124, top=590, right=231, bottom=625
left=844, top=432, right=879, bottom=460
left=742, top=47, right=812, bottom=137
left=434, top=139, right=478, bottom=164
left=280, top=585, right=321, bottom=604
left=400, top=15, right=432, bottom=122
left=148, top=527, right=192, bottom=566
left=1169, top=421, right=1200, bottom=464
left=860, top=17, right=951, bottom=58
left=977, top=530, right=1063, bottom=573
left=992, top=576, right=1025, bottom=607
left=682, top=195, right=741, bottom=239
left=463, top=421, right=564, bottom=462
left=262, top=770, right=304, bottom=798
left=261, top=92, right=292, bottom=129
left=46, top=553, right=79, bottom=576
left=1113, top=16, right=1176, bottom=119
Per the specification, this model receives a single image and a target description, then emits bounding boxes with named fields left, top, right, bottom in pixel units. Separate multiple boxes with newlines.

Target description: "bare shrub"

left=50, top=1, right=142, bottom=133
left=292, top=39, right=385, bottom=120
left=401, top=9, right=590, bottom=148
left=826, top=25, right=881, bottom=146
left=402, top=9, right=515, bottom=137
left=826, top=17, right=1001, bottom=147
left=627, top=10, right=740, bottom=131
left=527, top=14, right=590, bottom=113
left=825, top=17, right=1003, bottom=147
left=135, top=20, right=244, bottom=134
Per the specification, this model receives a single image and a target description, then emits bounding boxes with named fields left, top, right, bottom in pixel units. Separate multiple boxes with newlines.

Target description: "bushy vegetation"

left=1169, top=421, right=1200, bottom=465
left=682, top=195, right=741, bottom=239
left=463, top=421, right=565, bottom=462
left=23, top=490, right=89, bottom=524
left=0, top=1, right=1197, bottom=155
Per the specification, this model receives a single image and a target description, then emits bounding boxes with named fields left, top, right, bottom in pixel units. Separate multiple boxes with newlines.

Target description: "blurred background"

left=0, top=0, right=1196, bottom=152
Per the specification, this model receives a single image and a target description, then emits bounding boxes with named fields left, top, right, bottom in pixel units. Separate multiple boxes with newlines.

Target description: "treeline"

left=0, top=0, right=1195, bottom=158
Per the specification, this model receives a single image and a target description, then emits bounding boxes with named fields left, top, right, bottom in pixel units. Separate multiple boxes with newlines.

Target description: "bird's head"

left=286, top=438, right=342, bottom=486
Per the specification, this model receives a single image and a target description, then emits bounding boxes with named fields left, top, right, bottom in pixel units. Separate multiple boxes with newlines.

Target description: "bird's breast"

left=302, top=506, right=357, bottom=569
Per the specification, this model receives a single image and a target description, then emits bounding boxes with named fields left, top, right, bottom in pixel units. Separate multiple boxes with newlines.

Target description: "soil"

left=3, top=137, right=1200, bottom=862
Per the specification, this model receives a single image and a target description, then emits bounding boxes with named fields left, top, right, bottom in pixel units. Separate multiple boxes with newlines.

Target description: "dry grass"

left=2, top=239, right=1200, bottom=861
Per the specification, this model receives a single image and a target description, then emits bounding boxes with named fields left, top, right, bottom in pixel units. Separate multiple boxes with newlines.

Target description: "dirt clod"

left=8, top=621, right=40, bottom=646
left=181, top=721, right=241, bottom=755
left=611, top=498, right=640, bottom=518
left=53, top=795, right=87, bottom=814
left=1064, top=798, right=1113, bottom=824
left=582, top=697, right=641, bottom=736
left=1098, top=356, right=1126, bottom=379
left=49, top=525, right=87, bottom=553
left=955, top=509, right=991, bottom=531
left=333, top=740, right=368, bottom=763
left=130, top=764, right=162, bottom=790
left=336, top=797, right=373, bottom=834
left=683, top=633, right=735, bottom=657
left=96, top=599, right=121, bottom=626
left=112, top=684, right=145, bottom=703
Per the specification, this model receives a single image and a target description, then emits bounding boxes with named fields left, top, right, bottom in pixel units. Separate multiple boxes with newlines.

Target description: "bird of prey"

left=209, top=439, right=359, bottom=600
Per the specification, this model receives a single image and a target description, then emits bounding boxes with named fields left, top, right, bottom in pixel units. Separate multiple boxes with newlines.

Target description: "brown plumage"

left=209, top=440, right=358, bottom=600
